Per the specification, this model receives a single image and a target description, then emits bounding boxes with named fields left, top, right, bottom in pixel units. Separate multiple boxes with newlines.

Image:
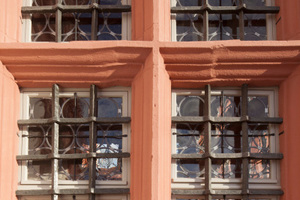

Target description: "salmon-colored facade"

left=0, top=0, right=300, bottom=200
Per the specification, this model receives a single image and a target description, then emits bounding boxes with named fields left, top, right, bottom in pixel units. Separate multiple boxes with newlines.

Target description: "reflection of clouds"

left=96, top=143, right=119, bottom=169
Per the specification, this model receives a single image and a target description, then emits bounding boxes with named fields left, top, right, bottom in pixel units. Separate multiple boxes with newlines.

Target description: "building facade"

left=0, top=0, right=300, bottom=199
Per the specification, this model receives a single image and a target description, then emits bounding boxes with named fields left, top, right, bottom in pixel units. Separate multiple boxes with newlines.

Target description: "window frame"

left=171, top=85, right=282, bottom=199
left=21, top=0, right=131, bottom=42
left=170, top=0, right=279, bottom=41
left=17, top=85, right=131, bottom=198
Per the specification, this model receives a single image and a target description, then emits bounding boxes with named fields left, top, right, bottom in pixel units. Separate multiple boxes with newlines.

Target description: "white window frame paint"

left=171, top=88, right=281, bottom=193
left=21, top=0, right=131, bottom=42
left=18, top=87, right=131, bottom=193
left=170, top=0, right=277, bottom=41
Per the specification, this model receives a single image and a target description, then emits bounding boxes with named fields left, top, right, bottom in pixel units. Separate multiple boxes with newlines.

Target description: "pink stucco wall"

left=0, top=62, right=20, bottom=200
left=0, top=0, right=300, bottom=199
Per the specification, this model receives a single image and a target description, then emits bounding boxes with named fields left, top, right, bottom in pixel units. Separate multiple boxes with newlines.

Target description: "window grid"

left=171, top=84, right=283, bottom=200
left=171, top=0, right=279, bottom=41
left=16, top=84, right=130, bottom=200
left=22, top=0, right=131, bottom=42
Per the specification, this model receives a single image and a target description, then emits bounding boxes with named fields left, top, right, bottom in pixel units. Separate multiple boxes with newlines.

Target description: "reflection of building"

left=1, top=0, right=300, bottom=200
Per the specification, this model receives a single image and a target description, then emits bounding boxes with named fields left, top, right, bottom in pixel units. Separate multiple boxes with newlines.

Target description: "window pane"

left=211, top=96, right=241, bottom=117
left=96, top=124, right=123, bottom=180
left=62, top=0, right=91, bottom=5
left=244, top=14, right=267, bottom=41
left=62, top=13, right=92, bottom=41
left=176, top=14, right=204, bottom=41
left=209, top=14, right=240, bottom=41
left=97, top=13, right=122, bottom=40
left=60, top=97, right=90, bottom=118
left=97, top=97, right=122, bottom=117
left=31, top=13, right=56, bottom=42
left=29, top=98, right=52, bottom=119
left=32, top=0, right=56, bottom=6
left=176, top=95, right=205, bottom=116
left=211, top=123, right=242, bottom=153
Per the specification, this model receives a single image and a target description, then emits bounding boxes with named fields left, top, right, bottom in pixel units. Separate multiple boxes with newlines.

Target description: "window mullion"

left=91, top=0, right=99, bottom=40
left=241, top=84, right=249, bottom=200
left=51, top=84, right=60, bottom=200
left=239, top=0, right=245, bottom=40
left=203, top=0, right=209, bottom=41
left=204, top=85, right=212, bottom=200
left=89, top=85, right=98, bottom=200
left=55, top=0, right=62, bottom=42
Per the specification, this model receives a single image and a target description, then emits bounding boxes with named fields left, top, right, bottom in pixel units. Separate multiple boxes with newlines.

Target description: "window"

left=21, top=0, right=131, bottom=42
left=17, top=85, right=131, bottom=200
left=171, top=0, right=279, bottom=41
left=171, top=85, right=283, bottom=200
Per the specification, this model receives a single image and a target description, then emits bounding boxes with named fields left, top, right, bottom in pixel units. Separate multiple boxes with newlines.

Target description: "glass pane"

left=209, top=14, right=239, bottom=41
left=211, top=95, right=241, bottom=117
left=96, top=124, right=123, bottom=180
left=27, top=159, right=51, bottom=181
left=177, top=159, right=205, bottom=178
left=211, top=123, right=242, bottom=153
left=98, top=13, right=122, bottom=40
left=31, top=13, right=56, bottom=42
left=249, top=159, right=270, bottom=179
left=248, top=124, right=270, bottom=153
left=176, top=95, right=205, bottom=116
left=248, top=96, right=269, bottom=117
left=100, top=0, right=122, bottom=5
left=59, top=158, right=89, bottom=180
left=27, top=125, right=52, bottom=154
left=62, top=0, right=91, bottom=5
left=32, top=0, right=56, bottom=6
left=212, top=159, right=242, bottom=178
left=97, top=97, right=122, bottom=117
left=176, top=0, right=203, bottom=6
left=29, top=98, right=52, bottom=119
left=60, top=97, right=90, bottom=118
left=244, top=14, right=267, bottom=41
left=208, top=0, right=239, bottom=6
left=176, top=14, right=204, bottom=41
left=62, top=13, right=92, bottom=41
left=175, top=123, right=205, bottom=178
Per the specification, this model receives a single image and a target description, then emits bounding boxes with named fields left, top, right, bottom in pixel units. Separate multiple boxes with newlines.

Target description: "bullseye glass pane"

left=248, top=96, right=269, bottom=117
left=176, top=95, right=205, bottom=116
left=211, top=95, right=241, bottom=117
left=60, top=97, right=90, bottom=118
left=97, top=97, right=122, bottom=117
left=29, top=98, right=52, bottom=119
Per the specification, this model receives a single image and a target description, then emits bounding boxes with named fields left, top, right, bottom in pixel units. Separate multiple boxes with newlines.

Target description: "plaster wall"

left=276, top=0, right=300, bottom=40
left=279, top=65, right=300, bottom=200
left=0, top=62, right=19, bottom=200
left=0, top=0, right=21, bottom=42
